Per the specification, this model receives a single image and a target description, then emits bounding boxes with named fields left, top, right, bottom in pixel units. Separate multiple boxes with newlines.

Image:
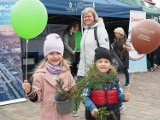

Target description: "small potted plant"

left=54, top=78, right=74, bottom=114
left=54, top=77, right=85, bottom=114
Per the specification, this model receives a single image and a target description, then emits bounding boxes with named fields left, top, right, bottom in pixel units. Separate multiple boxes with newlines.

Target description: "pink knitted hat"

left=43, top=33, right=64, bottom=57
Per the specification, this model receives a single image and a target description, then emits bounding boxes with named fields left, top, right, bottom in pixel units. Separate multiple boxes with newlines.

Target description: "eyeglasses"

left=83, top=15, right=93, bottom=19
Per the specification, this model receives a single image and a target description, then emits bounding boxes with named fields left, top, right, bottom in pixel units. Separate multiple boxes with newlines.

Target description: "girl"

left=83, top=47, right=130, bottom=120
left=22, top=33, right=75, bottom=120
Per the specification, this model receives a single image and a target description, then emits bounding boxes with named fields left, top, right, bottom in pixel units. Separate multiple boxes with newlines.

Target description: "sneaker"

left=72, top=111, right=78, bottom=117
left=150, top=67, right=154, bottom=72
left=119, top=105, right=126, bottom=113
left=124, top=83, right=130, bottom=87
left=153, top=64, right=158, bottom=71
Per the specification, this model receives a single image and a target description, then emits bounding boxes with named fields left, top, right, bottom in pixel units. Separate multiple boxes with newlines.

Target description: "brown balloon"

left=132, top=19, right=160, bottom=54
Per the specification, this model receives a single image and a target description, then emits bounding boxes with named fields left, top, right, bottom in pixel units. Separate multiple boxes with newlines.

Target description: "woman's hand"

left=123, top=45, right=131, bottom=51
left=72, top=51, right=76, bottom=55
left=123, top=39, right=131, bottom=51
left=91, top=108, right=98, bottom=117
left=124, top=92, right=130, bottom=101
left=22, top=80, right=31, bottom=94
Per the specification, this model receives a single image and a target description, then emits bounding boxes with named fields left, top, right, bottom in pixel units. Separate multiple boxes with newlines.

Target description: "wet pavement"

left=0, top=68, right=160, bottom=120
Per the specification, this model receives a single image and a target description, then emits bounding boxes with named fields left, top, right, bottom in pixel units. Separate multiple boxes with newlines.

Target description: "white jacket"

left=77, top=19, right=110, bottom=76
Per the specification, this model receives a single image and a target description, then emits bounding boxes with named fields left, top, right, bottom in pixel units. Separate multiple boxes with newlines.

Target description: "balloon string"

left=127, top=60, right=138, bottom=93
left=25, top=40, right=29, bottom=80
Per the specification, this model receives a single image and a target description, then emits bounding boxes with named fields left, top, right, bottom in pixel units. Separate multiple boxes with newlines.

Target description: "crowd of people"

left=22, top=7, right=159, bottom=120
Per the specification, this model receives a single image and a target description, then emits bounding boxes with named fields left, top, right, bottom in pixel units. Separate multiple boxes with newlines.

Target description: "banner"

left=0, top=1, right=26, bottom=105
left=128, top=10, right=148, bottom=73
left=21, top=24, right=68, bottom=57
left=47, top=24, right=68, bottom=38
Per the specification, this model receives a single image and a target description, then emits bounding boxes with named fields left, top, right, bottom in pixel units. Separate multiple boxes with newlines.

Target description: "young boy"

left=83, top=47, right=130, bottom=120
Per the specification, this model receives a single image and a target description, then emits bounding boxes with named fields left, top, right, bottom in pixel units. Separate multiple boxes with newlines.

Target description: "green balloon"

left=11, top=0, right=48, bottom=40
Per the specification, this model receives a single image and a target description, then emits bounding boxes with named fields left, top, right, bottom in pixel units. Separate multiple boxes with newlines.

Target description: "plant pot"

left=54, top=93, right=73, bottom=114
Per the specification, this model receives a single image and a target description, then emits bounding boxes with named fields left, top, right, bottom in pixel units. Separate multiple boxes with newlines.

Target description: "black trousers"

left=70, top=61, right=77, bottom=76
left=70, top=52, right=80, bottom=76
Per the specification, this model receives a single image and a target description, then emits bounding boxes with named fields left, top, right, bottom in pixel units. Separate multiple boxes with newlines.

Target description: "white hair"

left=81, top=7, right=102, bottom=27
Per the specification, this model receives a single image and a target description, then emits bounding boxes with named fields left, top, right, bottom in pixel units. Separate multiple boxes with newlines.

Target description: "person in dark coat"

left=112, top=27, right=131, bottom=87
left=63, top=25, right=77, bottom=76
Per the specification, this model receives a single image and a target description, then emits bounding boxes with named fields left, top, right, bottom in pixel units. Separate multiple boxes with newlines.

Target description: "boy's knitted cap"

left=94, top=47, right=112, bottom=63
left=43, top=33, right=64, bottom=57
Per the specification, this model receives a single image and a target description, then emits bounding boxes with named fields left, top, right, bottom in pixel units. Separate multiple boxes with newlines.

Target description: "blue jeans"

left=123, top=68, right=130, bottom=84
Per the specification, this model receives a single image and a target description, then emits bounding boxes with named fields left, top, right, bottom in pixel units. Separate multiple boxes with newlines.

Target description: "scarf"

left=45, top=62, right=65, bottom=74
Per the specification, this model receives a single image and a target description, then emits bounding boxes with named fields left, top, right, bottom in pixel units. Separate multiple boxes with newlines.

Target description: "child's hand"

left=22, top=80, right=31, bottom=94
left=124, top=92, right=130, bottom=101
left=91, top=108, right=98, bottom=117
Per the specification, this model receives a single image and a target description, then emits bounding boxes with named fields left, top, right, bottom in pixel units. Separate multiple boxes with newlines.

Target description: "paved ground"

left=0, top=68, right=160, bottom=120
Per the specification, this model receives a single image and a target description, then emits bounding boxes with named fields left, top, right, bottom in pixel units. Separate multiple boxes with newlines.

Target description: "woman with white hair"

left=112, top=27, right=131, bottom=87
left=77, top=7, right=110, bottom=77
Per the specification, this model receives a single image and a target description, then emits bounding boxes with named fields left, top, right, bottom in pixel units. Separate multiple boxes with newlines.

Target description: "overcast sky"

left=153, top=0, right=160, bottom=8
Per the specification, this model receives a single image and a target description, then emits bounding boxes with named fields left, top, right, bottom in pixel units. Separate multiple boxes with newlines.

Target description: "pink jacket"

left=30, top=67, right=75, bottom=120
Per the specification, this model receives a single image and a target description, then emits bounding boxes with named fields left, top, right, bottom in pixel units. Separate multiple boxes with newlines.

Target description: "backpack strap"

left=94, top=27, right=100, bottom=47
